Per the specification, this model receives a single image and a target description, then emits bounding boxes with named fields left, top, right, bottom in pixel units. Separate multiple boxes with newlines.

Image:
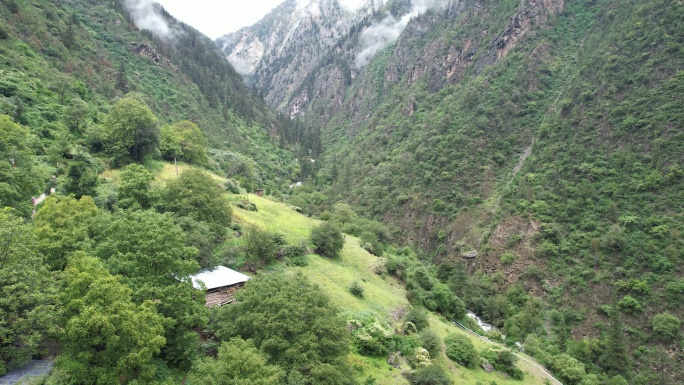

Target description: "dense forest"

left=1, top=0, right=683, bottom=384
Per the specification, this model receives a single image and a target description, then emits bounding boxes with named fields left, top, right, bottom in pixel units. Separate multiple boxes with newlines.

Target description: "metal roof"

left=190, top=266, right=250, bottom=290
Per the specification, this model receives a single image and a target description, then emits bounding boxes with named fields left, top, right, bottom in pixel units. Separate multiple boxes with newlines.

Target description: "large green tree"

left=215, top=272, right=354, bottom=385
left=0, top=115, right=44, bottom=216
left=58, top=253, right=166, bottom=384
left=103, top=96, right=159, bottom=163
left=33, top=195, right=99, bottom=271
left=186, top=338, right=282, bottom=385
left=0, top=210, right=57, bottom=375
left=160, top=120, right=208, bottom=166
left=310, top=222, right=344, bottom=258
left=92, top=210, right=205, bottom=368
left=117, top=163, right=156, bottom=210
left=162, top=169, right=232, bottom=235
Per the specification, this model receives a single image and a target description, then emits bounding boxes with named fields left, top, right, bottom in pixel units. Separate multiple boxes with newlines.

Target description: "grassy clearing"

left=232, top=192, right=553, bottom=385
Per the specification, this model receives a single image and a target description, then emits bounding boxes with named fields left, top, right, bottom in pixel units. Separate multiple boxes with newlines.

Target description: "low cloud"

left=355, top=0, right=443, bottom=67
left=124, top=0, right=174, bottom=39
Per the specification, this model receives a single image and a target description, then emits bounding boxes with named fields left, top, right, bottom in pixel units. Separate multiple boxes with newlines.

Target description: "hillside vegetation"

left=236, top=0, right=683, bottom=383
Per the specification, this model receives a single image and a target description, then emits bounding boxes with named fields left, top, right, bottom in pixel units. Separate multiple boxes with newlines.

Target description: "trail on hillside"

left=491, top=140, right=534, bottom=218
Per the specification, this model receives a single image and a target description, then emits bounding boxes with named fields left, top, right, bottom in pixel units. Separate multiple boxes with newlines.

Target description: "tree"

left=103, top=96, right=159, bottom=162
left=444, top=334, right=479, bottom=368
left=0, top=210, right=57, bottom=375
left=64, top=98, right=88, bottom=133
left=243, top=225, right=279, bottom=267
left=160, top=120, right=208, bottom=171
left=600, top=312, right=630, bottom=375
left=117, top=163, right=156, bottom=210
left=33, top=195, right=99, bottom=271
left=550, top=353, right=586, bottom=385
left=186, top=338, right=283, bottom=385
left=310, top=222, right=344, bottom=258
left=92, top=210, right=199, bottom=286
left=331, top=203, right=357, bottom=227
left=215, top=272, right=353, bottom=385
left=91, top=210, right=205, bottom=368
left=0, top=115, right=44, bottom=216
left=58, top=253, right=166, bottom=384
left=652, top=312, right=681, bottom=341
left=62, top=150, right=100, bottom=199
left=162, top=169, right=232, bottom=236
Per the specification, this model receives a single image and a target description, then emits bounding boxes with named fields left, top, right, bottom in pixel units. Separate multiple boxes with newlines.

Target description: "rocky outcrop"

left=217, top=0, right=381, bottom=109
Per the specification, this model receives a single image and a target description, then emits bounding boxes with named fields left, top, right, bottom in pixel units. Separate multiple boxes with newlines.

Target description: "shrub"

left=617, top=295, right=642, bottom=313
left=349, top=280, right=364, bottom=298
left=243, top=225, right=278, bottom=266
left=310, top=222, right=344, bottom=258
left=352, top=319, right=396, bottom=357
left=404, top=307, right=430, bottom=332
left=418, top=329, right=441, bottom=358
left=407, top=365, right=451, bottom=385
left=224, top=179, right=241, bottom=194
left=481, top=347, right=523, bottom=380
left=652, top=312, right=681, bottom=341
left=500, top=252, right=516, bottom=264
left=445, top=334, right=479, bottom=368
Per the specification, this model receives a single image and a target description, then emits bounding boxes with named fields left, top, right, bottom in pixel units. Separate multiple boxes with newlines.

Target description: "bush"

left=310, top=222, right=344, bottom=258
left=445, top=334, right=479, bottom=368
left=407, top=365, right=451, bottom=385
left=481, top=347, right=523, bottom=380
left=404, top=307, right=430, bottom=332
left=500, top=252, right=516, bottom=264
left=418, top=329, right=441, bottom=358
left=243, top=225, right=279, bottom=266
left=349, top=280, right=364, bottom=298
left=652, top=312, right=681, bottom=341
left=224, top=179, right=241, bottom=194
left=352, top=319, right=396, bottom=357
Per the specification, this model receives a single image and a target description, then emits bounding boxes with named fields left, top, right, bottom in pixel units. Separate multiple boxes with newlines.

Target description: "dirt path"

left=492, top=140, right=534, bottom=216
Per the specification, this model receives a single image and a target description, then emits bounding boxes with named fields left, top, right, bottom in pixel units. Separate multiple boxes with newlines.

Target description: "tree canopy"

left=310, top=222, right=344, bottom=258
left=160, top=120, right=208, bottom=165
left=215, top=272, right=354, bottom=385
left=103, top=96, right=159, bottom=163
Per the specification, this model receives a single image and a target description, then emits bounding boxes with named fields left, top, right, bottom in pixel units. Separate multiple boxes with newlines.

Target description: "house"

left=190, top=266, right=250, bottom=307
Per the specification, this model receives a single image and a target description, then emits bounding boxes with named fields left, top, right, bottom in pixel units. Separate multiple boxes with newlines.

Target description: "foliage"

left=549, top=354, right=586, bottom=385
left=117, top=163, right=157, bottom=210
left=0, top=115, right=44, bottom=216
left=350, top=318, right=395, bottom=357
left=310, top=222, right=344, bottom=258
left=406, top=365, right=451, bottom=385
left=162, top=169, right=232, bottom=235
left=480, top=347, right=523, bottom=380
left=0, top=210, right=57, bottom=375
left=103, top=96, right=159, bottom=163
left=186, top=338, right=283, bottom=385
left=349, top=280, right=365, bottom=298
left=651, top=312, right=681, bottom=342
left=58, top=254, right=166, bottom=384
left=215, top=272, right=353, bottom=385
left=444, top=334, right=479, bottom=368
left=92, top=209, right=199, bottom=286
left=417, top=329, right=441, bottom=358
left=404, top=306, right=430, bottom=332
left=243, top=224, right=280, bottom=267
left=33, top=195, right=99, bottom=271
left=160, top=120, right=208, bottom=165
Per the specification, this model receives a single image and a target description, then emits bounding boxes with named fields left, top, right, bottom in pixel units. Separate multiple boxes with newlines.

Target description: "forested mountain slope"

left=224, top=0, right=684, bottom=383
left=0, top=0, right=308, bottom=203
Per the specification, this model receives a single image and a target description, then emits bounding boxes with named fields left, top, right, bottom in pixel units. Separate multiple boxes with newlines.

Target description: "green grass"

left=232, top=190, right=554, bottom=385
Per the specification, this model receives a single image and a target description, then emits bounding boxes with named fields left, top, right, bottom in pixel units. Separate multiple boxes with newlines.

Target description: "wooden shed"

left=190, top=266, right=251, bottom=307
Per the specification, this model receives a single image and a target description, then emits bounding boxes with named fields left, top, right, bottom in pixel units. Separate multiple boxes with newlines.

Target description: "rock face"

left=217, top=0, right=381, bottom=110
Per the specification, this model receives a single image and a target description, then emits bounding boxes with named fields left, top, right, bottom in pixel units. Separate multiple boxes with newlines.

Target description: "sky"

left=155, top=0, right=286, bottom=39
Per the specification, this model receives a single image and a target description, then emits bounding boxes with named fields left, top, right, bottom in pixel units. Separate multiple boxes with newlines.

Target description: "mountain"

left=220, top=0, right=684, bottom=383
left=217, top=0, right=386, bottom=110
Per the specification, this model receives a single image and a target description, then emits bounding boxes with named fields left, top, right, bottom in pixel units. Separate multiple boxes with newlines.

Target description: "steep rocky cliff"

left=217, top=0, right=384, bottom=109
